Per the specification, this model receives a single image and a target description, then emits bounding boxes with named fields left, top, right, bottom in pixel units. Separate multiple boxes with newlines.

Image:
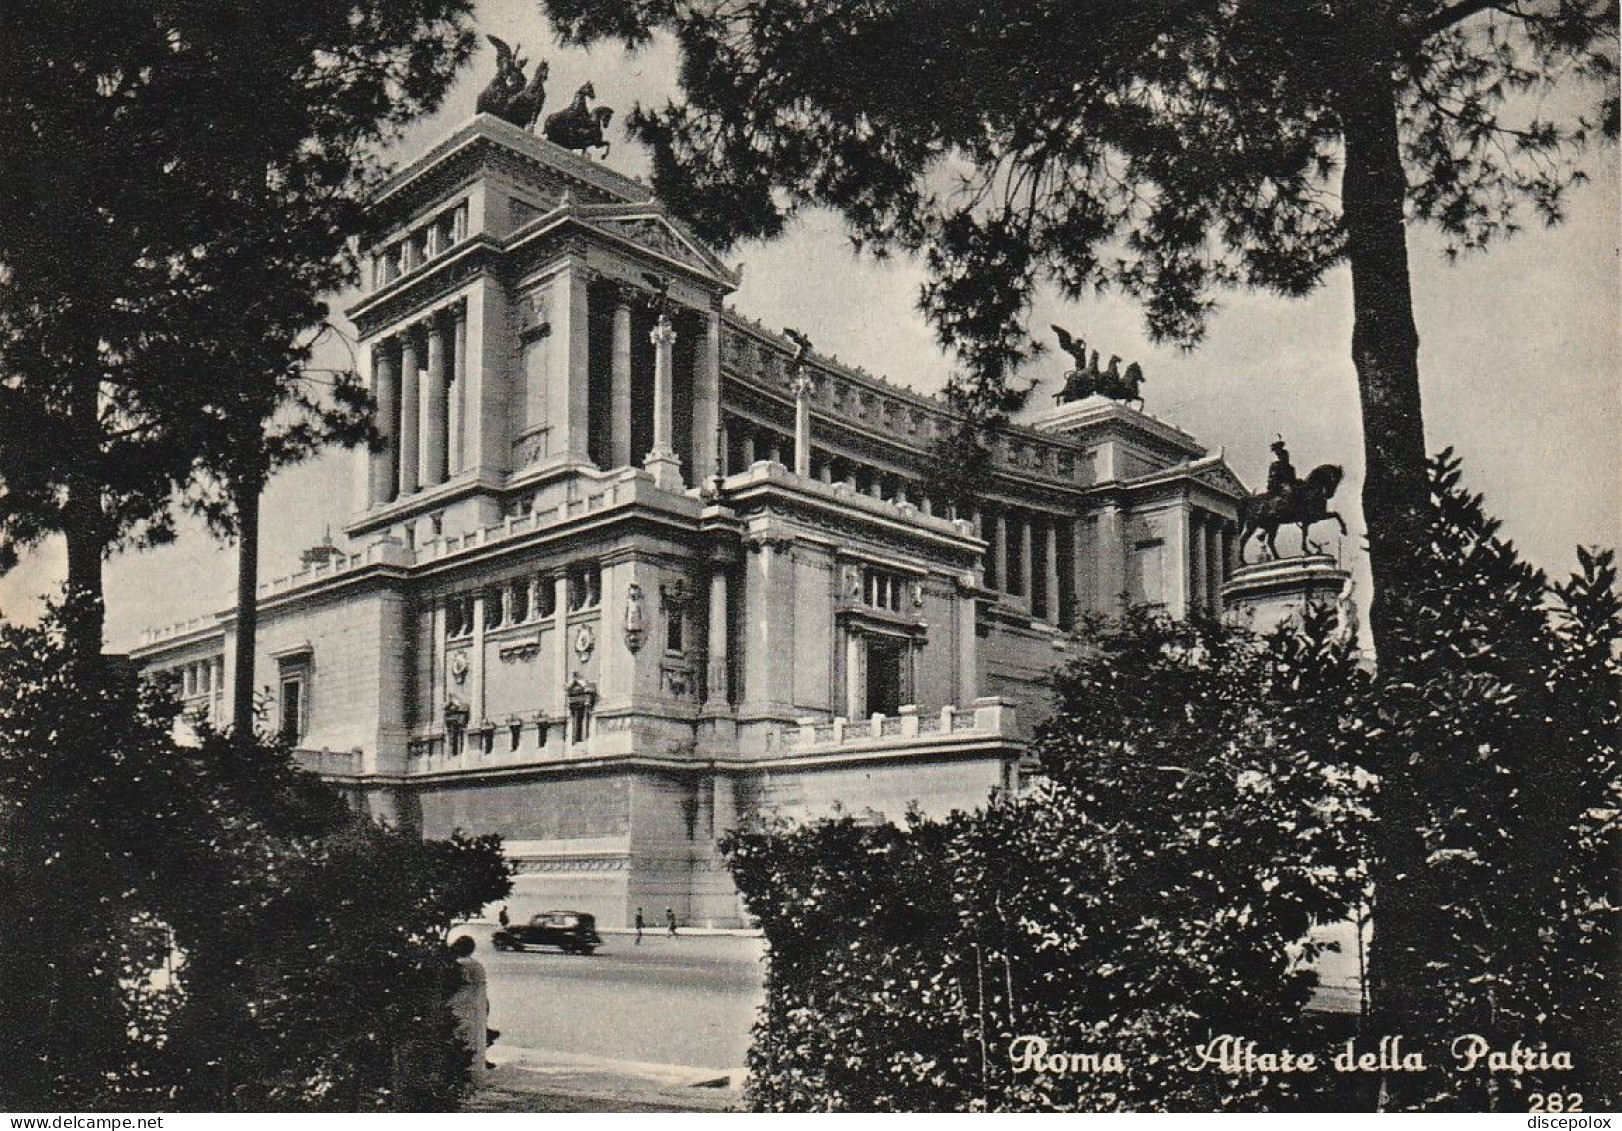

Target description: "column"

left=448, top=303, right=466, bottom=474
left=1207, top=521, right=1224, bottom=613
left=845, top=632, right=863, bottom=718
left=423, top=315, right=449, bottom=487
left=1044, top=519, right=1060, bottom=625
left=397, top=329, right=420, bottom=497
left=552, top=574, right=571, bottom=716
left=704, top=566, right=730, bottom=710
left=742, top=431, right=756, bottom=467
left=372, top=340, right=399, bottom=506
left=645, top=315, right=683, bottom=488
left=1097, top=504, right=1126, bottom=617
left=470, top=588, right=487, bottom=723
left=819, top=461, right=834, bottom=485
left=610, top=292, right=634, bottom=467
left=957, top=580, right=978, bottom=705
left=1064, top=518, right=1085, bottom=626
left=792, top=369, right=813, bottom=478
left=1189, top=511, right=1208, bottom=617
left=550, top=262, right=592, bottom=462
left=693, top=308, right=722, bottom=484
left=991, top=509, right=1007, bottom=592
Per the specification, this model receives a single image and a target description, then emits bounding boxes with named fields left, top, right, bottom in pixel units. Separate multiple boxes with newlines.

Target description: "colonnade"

left=176, top=656, right=225, bottom=700
left=370, top=301, right=467, bottom=507
left=975, top=504, right=1075, bottom=626
left=1189, top=508, right=1240, bottom=618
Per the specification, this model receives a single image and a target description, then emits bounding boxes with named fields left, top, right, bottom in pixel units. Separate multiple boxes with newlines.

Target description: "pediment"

left=585, top=212, right=736, bottom=284
left=1194, top=460, right=1250, bottom=498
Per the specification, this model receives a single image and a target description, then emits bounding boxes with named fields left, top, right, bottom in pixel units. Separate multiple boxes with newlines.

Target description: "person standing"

left=634, top=907, right=645, bottom=945
left=448, top=935, right=490, bottom=1080
left=666, top=907, right=677, bottom=937
left=496, top=905, right=510, bottom=928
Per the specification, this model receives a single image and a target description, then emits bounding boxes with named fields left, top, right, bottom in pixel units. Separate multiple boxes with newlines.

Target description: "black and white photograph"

left=0, top=0, right=1616, bottom=1117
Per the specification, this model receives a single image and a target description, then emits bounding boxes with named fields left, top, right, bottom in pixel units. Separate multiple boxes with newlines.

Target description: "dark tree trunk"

left=1338, top=39, right=1440, bottom=1072
left=62, top=372, right=105, bottom=661
left=230, top=474, right=262, bottom=736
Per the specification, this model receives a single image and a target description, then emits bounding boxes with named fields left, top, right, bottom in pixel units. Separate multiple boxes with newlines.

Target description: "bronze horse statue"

left=1237, top=463, right=1347, bottom=561
left=545, top=82, right=614, bottom=157
left=478, top=36, right=549, bottom=130
left=1051, top=326, right=1145, bottom=407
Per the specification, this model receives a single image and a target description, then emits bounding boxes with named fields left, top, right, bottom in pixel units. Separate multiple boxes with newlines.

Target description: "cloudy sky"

left=2, top=0, right=1617, bottom=649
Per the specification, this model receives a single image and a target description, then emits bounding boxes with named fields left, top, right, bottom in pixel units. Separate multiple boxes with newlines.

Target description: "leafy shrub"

left=727, top=453, right=1619, bottom=1112
left=728, top=607, right=1370, bottom=1112
left=0, top=605, right=511, bottom=1110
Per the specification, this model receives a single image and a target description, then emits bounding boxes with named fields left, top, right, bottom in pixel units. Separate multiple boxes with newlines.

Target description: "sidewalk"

left=465, top=1043, right=745, bottom=1113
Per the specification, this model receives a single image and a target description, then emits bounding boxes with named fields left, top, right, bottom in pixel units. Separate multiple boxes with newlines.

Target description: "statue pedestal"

left=1221, top=554, right=1352, bottom=637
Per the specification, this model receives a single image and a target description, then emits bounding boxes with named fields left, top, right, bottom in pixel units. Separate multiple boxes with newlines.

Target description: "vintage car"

left=491, top=910, right=603, bottom=954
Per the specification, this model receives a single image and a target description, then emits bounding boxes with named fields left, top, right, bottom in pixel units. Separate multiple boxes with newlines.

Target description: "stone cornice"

left=373, top=114, right=653, bottom=218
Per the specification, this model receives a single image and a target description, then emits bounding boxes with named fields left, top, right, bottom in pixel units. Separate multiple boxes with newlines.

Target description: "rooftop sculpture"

left=545, top=82, right=615, bottom=158
left=476, top=36, right=549, bottom=131
left=1051, top=324, right=1145, bottom=408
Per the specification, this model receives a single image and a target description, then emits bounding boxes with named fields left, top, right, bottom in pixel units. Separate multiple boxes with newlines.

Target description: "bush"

left=726, top=452, right=1620, bottom=1112
left=0, top=605, right=511, bottom=1110
left=728, top=607, right=1371, bottom=1112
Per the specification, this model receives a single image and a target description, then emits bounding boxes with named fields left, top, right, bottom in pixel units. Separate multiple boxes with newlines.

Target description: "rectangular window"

left=484, top=588, right=506, bottom=629
left=279, top=677, right=305, bottom=745
left=568, top=564, right=601, bottom=611
left=510, top=580, right=530, bottom=623
left=509, top=723, right=522, bottom=752
left=536, top=573, right=557, bottom=618
left=666, top=610, right=684, bottom=653
left=446, top=595, right=474, bottom=638
left=862, top=567, right=905, bottom=613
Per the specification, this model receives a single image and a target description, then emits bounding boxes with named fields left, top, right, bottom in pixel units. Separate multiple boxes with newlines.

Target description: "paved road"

left=463, top=926, right=767, bottom=1072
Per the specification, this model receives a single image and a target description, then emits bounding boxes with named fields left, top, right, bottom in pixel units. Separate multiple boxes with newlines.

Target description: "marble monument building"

left=132, top=115, right=1276, bottom=927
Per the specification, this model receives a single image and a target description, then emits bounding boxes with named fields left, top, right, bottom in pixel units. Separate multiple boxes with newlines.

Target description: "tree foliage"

left=0, top=0, right=477, bottom=647
left=1363, top=452, right=1621, bottom=1109
left=543, top=0, right=1614, bottom=369
left=0, top=604, right=511, bottom=1110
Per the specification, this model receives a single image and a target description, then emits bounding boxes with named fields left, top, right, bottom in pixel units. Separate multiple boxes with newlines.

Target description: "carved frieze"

left=497, top=635, right=543, bottom=662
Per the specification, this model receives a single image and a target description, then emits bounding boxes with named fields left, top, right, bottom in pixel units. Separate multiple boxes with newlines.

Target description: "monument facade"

left=132, top=115, right=1262, bottom=926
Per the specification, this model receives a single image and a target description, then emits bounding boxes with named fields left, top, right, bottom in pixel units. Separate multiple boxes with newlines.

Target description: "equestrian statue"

left=545, top=82, right=615, bottom=158
left=477, top=36, right=549, bottom=130
left=1237, top=435, right=1348, bottom=561
left=1051, top=325, right=1144, bottom=408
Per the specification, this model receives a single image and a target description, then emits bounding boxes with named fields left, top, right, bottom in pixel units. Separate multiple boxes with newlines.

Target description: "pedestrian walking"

left=634, top=907, right=645, bottom=945
left=448, top=935, right=491, bottom=1078
left=497, top=904, right=510, bottom=928
left=666, top=907, right=677, bottom=937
